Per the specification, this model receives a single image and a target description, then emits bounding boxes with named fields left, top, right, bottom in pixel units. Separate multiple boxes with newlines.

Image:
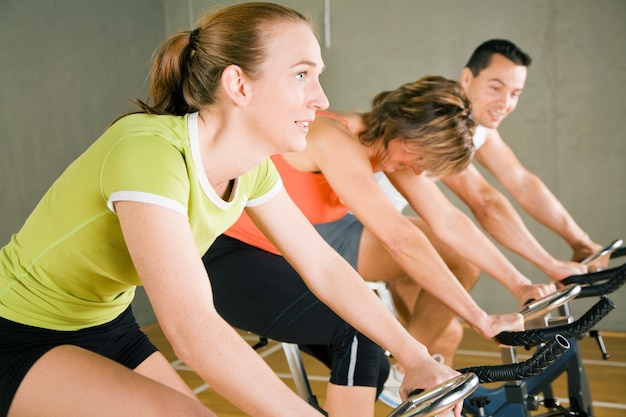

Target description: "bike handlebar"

left=561, top=262, right=626, bottom=298
left=494, top=296, right=615, bottom=347
left=514, top=261, right=624, bottom=328
left=457, top=335, right=570, bottom=383
left=387, top=373, right=479, bottom=417
left=389, top=335, right=570, bottom=416
left=519, top=283, right=581, bottom=321
left=580, top=239, right=623, bottom=265
left=610, top=246, right=626, bottom=259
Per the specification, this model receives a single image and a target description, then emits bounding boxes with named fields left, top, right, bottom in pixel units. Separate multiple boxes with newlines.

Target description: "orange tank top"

left=224, top=112, right=351, bottom=254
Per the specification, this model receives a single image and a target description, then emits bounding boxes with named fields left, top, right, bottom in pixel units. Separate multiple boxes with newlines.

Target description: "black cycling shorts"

left=204, top=234, right=388, bottom=391
left=0, top=306, right=157, bottom=417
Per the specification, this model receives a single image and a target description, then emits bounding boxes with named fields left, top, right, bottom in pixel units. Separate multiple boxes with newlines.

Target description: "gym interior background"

left=1, top=0, right=624, bottom=330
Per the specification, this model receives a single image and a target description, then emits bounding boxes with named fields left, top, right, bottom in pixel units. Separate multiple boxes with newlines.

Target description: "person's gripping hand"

left=572, top=241, right=610, bottom=271
left=514, top=282, right=556, bottom=308
left=399, top=357, right=464, bottom=417
left=546, top=260, right=587, bottom=282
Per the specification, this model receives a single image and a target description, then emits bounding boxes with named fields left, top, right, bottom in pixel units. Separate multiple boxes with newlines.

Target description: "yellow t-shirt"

left=0, top=112, right=281, bottom=330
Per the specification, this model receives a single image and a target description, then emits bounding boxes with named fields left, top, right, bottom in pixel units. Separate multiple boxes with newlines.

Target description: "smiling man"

left=443, top=39, right=604, bottom=279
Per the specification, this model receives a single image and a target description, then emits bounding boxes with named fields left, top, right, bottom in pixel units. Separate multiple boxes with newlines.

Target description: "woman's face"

left=247, top=22, right=329, bottom=154
left=377, top=139, right=428, bottom=175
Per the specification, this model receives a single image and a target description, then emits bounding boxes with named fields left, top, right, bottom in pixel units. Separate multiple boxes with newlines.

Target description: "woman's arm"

left=115, top=201, right=321, bottom=417
left=389, top=169, right=554, bottom=304
left=442, top=162, right=587, bottom=280
left=301, top=123, right=549, bottom=308
left=246, top=190, right=466, bottom=398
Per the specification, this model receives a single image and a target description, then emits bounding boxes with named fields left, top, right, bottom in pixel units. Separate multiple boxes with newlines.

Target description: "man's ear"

left=221, top=64, right=249, bottom=107
left=460, top=67, right=473, bottom=88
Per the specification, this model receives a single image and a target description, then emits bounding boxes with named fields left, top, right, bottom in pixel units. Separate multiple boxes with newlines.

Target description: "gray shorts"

left=314, top=213, right=364, bottom=269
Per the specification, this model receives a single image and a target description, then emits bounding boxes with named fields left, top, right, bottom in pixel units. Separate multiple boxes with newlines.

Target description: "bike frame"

left=462, top=248, right=625, bottom=417
left=463, top=335, right=592, bottom=417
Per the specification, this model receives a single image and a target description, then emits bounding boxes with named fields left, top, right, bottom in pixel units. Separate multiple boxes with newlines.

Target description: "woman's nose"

left=311, top=81, right=329, bottom=110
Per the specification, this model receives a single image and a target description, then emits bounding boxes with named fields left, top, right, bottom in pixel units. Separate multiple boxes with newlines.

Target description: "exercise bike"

left=389, top=242, right=625, bottom=417
left=463, top=242, right=625, bottom=417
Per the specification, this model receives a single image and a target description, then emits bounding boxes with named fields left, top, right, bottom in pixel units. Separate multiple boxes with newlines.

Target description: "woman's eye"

left=295, top=72, right=306, bottom=81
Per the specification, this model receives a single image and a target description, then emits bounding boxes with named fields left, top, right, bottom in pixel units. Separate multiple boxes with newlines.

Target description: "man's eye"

left=295, top=72, right=305, bottom=81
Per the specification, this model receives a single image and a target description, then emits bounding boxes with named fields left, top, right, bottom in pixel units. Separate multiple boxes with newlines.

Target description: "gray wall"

left=0, top=0, right=166, bottom=325
left=2, top=1, right=625, bottom=329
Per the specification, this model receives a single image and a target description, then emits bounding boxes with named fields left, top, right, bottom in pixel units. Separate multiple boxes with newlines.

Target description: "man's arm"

left=443, top=127, right=602, bottom=278
left=386, top=169, right=554, bottom=303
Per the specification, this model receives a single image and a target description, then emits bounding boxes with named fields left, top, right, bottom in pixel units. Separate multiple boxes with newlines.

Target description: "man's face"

left=460, top=54, right=527, bottom=129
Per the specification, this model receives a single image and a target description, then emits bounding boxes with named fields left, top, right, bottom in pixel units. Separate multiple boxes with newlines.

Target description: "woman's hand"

left=399, top=356, right=463, bottom=415
left=514, top=282, right=556, bottom=307
left=545, top=259, right=587, bottom=281
left=470, top=312, right=524, bottom=339
left=572, top=241, right=610, bottom=271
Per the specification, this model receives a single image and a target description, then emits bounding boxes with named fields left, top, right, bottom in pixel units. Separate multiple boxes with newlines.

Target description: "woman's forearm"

left=431, top=209, right=532, bottom=293
left=166, top=310, right=321, bottom=417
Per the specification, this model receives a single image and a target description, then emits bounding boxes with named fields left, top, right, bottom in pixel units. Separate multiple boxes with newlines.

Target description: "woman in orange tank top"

left=203, top=75, right=555, bottom=414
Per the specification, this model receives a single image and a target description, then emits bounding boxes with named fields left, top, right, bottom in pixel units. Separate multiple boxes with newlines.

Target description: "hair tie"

left=189, top=28, right=200, bottom=50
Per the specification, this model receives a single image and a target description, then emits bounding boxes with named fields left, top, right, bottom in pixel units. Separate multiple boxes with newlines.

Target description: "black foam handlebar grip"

left=457, top=335, right=569, bottom=383
left=561, top=263, right=626, bottom=298
left=494, top=296, right=614, bottom=347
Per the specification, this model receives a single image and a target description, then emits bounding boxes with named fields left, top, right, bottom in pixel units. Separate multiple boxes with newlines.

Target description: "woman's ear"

left=221, top=64, right=249, bottom=107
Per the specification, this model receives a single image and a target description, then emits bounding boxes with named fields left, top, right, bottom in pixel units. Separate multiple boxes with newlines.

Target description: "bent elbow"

left=471, top=191, right=507, bottom=220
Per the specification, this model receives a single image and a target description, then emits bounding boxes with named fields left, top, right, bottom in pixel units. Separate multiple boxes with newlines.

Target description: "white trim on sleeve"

left=107, top=191, right=188, bottom=218
left=245, top=177, right=283, bottom=207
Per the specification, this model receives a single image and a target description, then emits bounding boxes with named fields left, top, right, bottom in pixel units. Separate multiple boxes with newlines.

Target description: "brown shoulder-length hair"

left=359, top=75, right=476, bottom=178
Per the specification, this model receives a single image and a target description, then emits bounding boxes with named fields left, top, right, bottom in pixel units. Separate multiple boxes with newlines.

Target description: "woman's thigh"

left=9, top=345, right=215, bottom=417
left=0, top=306, right=158, bottom=417
left=357, top=215, right=473, bottom=282
left=203, top=235, right=354, bottom=345
left=134, top=351, right=197, bottom=397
